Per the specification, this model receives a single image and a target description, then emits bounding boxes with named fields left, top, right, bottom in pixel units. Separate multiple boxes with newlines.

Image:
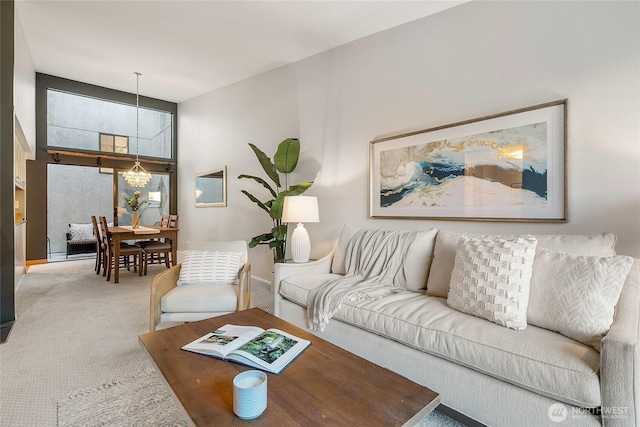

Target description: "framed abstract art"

left=370, top=100, right=567, bottom=222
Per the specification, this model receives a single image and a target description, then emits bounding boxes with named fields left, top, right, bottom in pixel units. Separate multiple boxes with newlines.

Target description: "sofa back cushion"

left=426, top=230, right=618, bottom=297
left=331, top=225, right=438, bottom=291
left=331, top=224, right=360, bottom=275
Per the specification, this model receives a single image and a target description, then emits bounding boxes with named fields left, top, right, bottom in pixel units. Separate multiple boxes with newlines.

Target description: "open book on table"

left=181, top=324, right=311, bottom=374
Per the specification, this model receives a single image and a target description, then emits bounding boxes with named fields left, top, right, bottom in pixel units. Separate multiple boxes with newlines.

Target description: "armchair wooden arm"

left=237, top=261, right=252, bottom=312
left=149, top=263, right=182, bottom=332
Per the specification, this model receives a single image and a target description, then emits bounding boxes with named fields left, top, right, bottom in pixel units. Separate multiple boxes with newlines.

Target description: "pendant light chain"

left=135, top=71, right=140, bottom=162
left=123, top=71, right=152, bottom=188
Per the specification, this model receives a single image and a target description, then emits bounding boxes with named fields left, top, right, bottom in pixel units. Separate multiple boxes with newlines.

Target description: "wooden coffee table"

left=139, top=308, right=440, bottom=426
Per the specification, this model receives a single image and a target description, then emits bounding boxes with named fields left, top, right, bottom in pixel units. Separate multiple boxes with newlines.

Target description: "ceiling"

left=16, top=1, right=465, bottom=103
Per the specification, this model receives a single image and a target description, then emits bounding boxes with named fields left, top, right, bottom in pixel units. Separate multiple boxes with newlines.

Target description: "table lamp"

left=282, top=196, right=319, bottom=263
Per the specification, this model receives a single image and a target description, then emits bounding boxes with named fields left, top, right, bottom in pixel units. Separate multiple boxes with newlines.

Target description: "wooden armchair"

left=149, top=240, right=251, bottom=331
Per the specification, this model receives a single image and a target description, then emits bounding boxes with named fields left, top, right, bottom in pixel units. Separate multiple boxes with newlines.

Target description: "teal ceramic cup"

left=233, top=370, right=268, bottom=419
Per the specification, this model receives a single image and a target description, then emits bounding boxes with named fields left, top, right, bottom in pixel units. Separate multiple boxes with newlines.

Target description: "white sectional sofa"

left=273, top=225, right=640, bottom=426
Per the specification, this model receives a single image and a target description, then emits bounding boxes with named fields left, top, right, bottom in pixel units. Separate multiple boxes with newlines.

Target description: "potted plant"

left=124, top=190, right=147, bottom=229
left=239, top=138, right=313, bottom=263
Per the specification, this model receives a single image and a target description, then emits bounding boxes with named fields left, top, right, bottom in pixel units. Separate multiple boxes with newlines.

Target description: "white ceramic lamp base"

left=290, top=223, right=311, bottom=263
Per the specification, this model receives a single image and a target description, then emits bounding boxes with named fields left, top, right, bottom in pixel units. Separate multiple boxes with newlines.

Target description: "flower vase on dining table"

left=132, top=211, right=140, bottom=229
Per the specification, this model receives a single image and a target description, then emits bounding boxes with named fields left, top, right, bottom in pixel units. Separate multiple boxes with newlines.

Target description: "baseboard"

left=251, top=276, right=271, bottom=287
left=26, top=259, right=47, bottom=269
left=0, top=320, right=15, bottom=344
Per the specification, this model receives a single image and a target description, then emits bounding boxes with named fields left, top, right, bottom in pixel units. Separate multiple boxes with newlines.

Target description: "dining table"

left=107, top=225, right=179, bottom=283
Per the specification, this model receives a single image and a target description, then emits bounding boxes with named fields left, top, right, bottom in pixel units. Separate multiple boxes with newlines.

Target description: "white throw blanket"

left=308, top=228, right=421, bottom=331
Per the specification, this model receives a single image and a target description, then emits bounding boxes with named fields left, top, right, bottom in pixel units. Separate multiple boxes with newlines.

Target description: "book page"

left=181, top=324, right=264, bottom=359
left=229, top=328, right=311, bottom=374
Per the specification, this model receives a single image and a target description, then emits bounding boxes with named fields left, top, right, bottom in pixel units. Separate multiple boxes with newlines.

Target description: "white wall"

left=178, top=1, right=640, bottom=281
left=14, top=9, right=35, bottom=156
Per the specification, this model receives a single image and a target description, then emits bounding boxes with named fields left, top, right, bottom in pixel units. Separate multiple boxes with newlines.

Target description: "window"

left=100, top=133, right=128, bottom=154
left=99, top=133, right=128, bottom=173
left=47, top=89, right=173, bottom=160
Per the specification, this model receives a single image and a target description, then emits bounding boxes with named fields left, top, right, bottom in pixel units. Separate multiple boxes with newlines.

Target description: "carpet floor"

left=1, top=259, right=463, bottom=427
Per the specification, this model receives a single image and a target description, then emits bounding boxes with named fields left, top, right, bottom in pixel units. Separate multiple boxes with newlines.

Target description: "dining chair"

left=90, top=215, right=105, bottom=275
left=135, top=214, right=169, bottom=249
left=139, top=214, right=178, bottom=275
left=99, top=216, right=144, bottom=281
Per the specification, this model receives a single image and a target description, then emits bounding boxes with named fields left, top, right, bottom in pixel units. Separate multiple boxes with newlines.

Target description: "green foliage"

left=124, top=190, right=147, bottom=212
left=238, top=138, right=313, bottom=263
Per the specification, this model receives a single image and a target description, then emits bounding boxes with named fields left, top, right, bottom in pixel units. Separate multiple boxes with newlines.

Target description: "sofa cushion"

left=279, top=273, right=601, bottom=407
left=426, top=230, right=618, bottom=298
left=527, top=248, right=634, bottom=351
left=333, top=292, right=601, bottom=408
left=69, top=223, right=94, bottom=241
left=161, top=284, right=239, bottom=313
left=447, top=235, right=537, bottom=330
left=177, top=250, right=241, bottom=286
left=280, top=274, right=344, bottom=306
left=331, top=225, right=437, bottom=291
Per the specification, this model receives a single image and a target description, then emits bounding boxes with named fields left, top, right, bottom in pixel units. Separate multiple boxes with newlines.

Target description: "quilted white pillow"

left=447, top=235, right=538, bottom=330
left=527, top=248, right=633, bottom=351
left=69, top=223, right=94, bottom=241
left=177, top=250, right=242, bottom=286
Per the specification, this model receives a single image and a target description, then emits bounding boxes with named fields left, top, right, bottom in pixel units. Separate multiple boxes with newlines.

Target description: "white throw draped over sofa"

left=273, top=225, right=640, bottom=426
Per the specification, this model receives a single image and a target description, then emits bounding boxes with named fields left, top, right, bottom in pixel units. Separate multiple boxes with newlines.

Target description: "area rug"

left=57, top=368, right=188, bottom=427
left=58, top=368, right=463, bottom=427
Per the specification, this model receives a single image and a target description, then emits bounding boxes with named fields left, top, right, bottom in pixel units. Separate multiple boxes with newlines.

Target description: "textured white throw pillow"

left=69, top=223, right=94, bottom=241
left=447, top=235, right=538, bottom=330
left=527, top=248, right=633, bottom=351
left=177, top=250, right=242, bottom=286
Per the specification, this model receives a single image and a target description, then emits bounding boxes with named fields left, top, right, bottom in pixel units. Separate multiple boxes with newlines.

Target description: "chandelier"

left=123, top=72, right=152, bottom=188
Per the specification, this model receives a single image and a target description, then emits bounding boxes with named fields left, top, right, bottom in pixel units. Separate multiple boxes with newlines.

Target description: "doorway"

left=47, top=163, right=171, bottom=261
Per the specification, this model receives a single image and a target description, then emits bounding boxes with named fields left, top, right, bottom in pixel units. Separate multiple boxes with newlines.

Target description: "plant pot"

left=131, top=211, right=140, bottom=229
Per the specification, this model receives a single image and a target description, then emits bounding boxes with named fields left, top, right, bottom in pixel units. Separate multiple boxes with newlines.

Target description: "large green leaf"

left=249, top=233, right=274, bottom=248
left=249, top=143, right=280, bottom=187
left=240, top=190, right=270, bottom=214
left=274, top=138, right=300, bottom=174
left=272, top=224, right=288, bottom=241
left=269, top=182, right=313, bottom=219
left=238, top=174, right=277, bottom=198
left=269, top=240, right=284, bottom=249
left=287, top=182, right=313, bottom=195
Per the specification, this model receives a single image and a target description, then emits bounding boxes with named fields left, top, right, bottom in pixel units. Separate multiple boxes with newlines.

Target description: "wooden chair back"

left=98, top=216, right=111, bottom=252
left=160, top=214, right=170, bottom=227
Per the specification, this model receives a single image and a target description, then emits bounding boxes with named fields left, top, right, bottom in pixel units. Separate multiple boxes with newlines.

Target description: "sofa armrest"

left=149, top=263, right=181, bottom=332
left=272, top=241, right=338, bottom=317
left=237, top=261, right=252, bottom=312
left=601, top=258, right=640, bottom=427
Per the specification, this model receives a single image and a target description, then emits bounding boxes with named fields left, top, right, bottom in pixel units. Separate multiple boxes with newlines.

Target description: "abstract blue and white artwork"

left=370, top=101, right=566, bottom=221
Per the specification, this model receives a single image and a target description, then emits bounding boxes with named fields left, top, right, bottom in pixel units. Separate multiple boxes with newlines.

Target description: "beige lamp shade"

left=282, top=196, right=319, bottom=223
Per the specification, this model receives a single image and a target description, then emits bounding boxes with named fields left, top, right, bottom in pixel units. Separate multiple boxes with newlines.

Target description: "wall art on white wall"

left=370, top=100, right=567, bottom=222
